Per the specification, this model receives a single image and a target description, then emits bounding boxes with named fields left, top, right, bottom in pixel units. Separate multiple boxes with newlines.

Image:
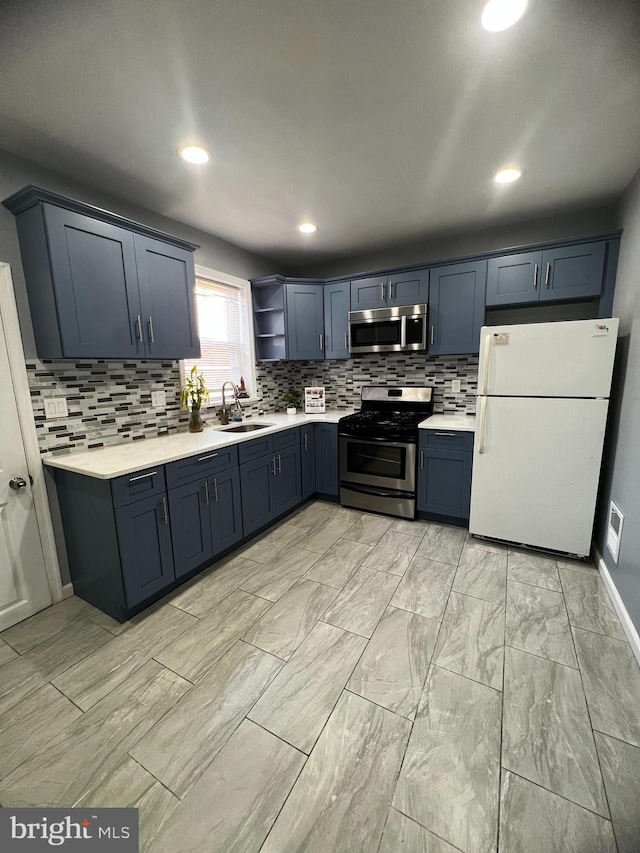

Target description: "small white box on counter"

left=304, top=387, right=326, bottom=413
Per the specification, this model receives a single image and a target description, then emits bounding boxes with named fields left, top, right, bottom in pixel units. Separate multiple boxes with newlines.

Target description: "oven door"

left=339, top=436, right=416, bottom=492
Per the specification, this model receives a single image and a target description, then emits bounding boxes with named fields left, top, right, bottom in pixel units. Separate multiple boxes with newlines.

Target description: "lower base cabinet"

left=315, top=423, right=339, bottom=496
left=240, top=435, right=302, bottom=537
left=301, top=424, right=316, bottom=499
left=417, top=431, right=474, bottom=520
left=210, top=466, right=244, bottom=554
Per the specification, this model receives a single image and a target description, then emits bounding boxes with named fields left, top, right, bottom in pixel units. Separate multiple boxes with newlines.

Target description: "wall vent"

left=606, top=501, right=624, bottom=564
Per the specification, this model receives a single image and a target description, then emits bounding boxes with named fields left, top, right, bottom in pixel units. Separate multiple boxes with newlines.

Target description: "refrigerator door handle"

left=478, top=396, right=488, bottom=454
left=482, top=333, right=492, bottom=395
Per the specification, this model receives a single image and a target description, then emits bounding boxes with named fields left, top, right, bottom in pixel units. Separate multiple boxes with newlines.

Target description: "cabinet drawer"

left=165, top=445, right=239, bottom=489
left=273, top=427, right=300, bottom=451
left=111, top=467, right=167, bottom=508
left=421, top=430, right=474, bottom=452
left=238, top=434, right=274, bottom=464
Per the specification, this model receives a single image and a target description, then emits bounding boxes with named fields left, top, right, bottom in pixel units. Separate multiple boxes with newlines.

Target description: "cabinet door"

left=315, top=424, right=339, bottom=497
left=168, top=481, right=213, bottom=578
left=324, top=281, right=350, bottom=359
left=417, top=446, right=472, bottom=520
left=240, top=456, right=277, bottom=536
left=388, top=269, right=429, bottom=307
left=274, top=444, right=302, bottom=516
left=540, top=242, right=606, bottom=302
left=210, top=467, right=244, bottom=555
left=135, top=235, right=200, bottom=359
left=429, top=261, right=486, bottom=355
left=285, top=283, right=325, bottom=360
left=43, top=205, right=143, bottom=358
left=301, top=425, right=316, bottom=500
left=485, top=251, right=542, bottom=307
left=350, top=276, right=388, bottom=310
left=115, top=494, right=175, bottom=607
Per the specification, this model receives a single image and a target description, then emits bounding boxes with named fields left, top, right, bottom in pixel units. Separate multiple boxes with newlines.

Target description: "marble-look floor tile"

left=328, top=504, right=364, bottom=524
left=53, top=604, right=197, bottom=709
left=507, top=551, right=561, bottom=592
left=262, top=690, right=410, bottom=853
left=415, top=523, right=466, bottom=566
left=559, top=569, right=626, bottom=640
left=170, top=555, right=262, bottom=617
left=323, top=566, right=400, bottom=638
left=154, top=591, right=271, bottom=683
left=379, top=809, right=461, bottom=853
left=390, top=557, right=455, bottom=621
left=289, top=516, right=354, bottom=554
left=594, top=732, right=640, bottom=853
left=0, top=661, right=190, bottom=807
left=304, top=538, right=372, bottom=589
left=556, top=558, right=599, bottom=576
left=0, top=638, right=18, bottom=666
left=285, top=500, right=336, bottom=529
left=394, top=665, right=501, bottom=853
left=573, top=628, right=640, bottom=748
left=239, top=548, right=320, bottom=602
left=499, top=771, right=616, bottom=853
left=242, top=579, right=337, bottom=660
left=238, top=523, right=309, bottom=564
left=362, top=530, right=421, bottom=576
left=343, top=513, right=392, bottom=545
left=506, top=581, right=577, bottom=668
left=248, top=620, right=366, bottom=753
left=433, top=592, right=505, bottom=690
left=347, top=606, right=439, bottom=720
left=453, top=547, right=507, bottom=605
left=0, top=596, right=97, bottom=654
left=0, top=619, right=111, bottom=716
left=0, top=684, right=82, bottom=781
left=150, top=719, right=305, bottom=853
left=73, top=756, right=180, bottom=853
left=131, top=640, right=282, bottom=797
left=390, top=518, right=431, bottom=537
left=465, top=534, right=508, bottom=555
left=502, top=646, right=607, bottom=816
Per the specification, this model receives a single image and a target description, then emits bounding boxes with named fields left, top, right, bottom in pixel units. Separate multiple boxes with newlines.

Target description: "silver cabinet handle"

left=389, top=281, right=395, bottom=300
left=277, top=454, right=282, bottom=474
left=319, top=333, right=324, bottom=351
left=533, top=263, right=539, bottom=290
left=303, top=433, right=308, bottom=450
left=203, top=481, right=210, bottom=506
left=344, top=332, right=349, bottom=349
left=148, top=316, right=155, bottom=344
left=430, top=326, right=434, bottom=346
left=271, top=456, right=276, bottom=476
left=435, top=432, right=457, bottom=437
left=380, top=282, right=385, bottom=302
left=419, top=450, right=424, bottom=470
left=213, top=478, right=218, bottom=501
left=135, top=314, right=143, bottom=342
left=545, top=262, right=551, bottom=288
left=161, top=496, right=168, bottom=524
left=198, top=453, right=218, bottom=462
left=129, top=471, right=157, bottom=482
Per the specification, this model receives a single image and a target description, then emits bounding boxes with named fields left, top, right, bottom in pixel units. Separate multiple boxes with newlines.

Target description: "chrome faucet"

left=219, top=381, right=239, bottom=425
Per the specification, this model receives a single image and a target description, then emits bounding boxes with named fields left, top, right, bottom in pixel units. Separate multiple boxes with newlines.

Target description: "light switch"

left=45, top=398, right=68, bottom=419
left=151, top=390, right=166, bottom=408
left=451, top=379, right=461, bottom=394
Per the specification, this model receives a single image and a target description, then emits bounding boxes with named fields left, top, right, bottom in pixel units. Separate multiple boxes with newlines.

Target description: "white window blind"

left=182, top=276, right=254, bottom=406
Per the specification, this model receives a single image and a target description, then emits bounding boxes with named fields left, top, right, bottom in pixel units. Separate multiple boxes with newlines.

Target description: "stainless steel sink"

left=220, top=423, right=274, bottom=433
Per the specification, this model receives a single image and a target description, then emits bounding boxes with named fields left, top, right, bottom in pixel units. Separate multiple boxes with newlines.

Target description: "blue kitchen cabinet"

left=115, top=494, right=176, bottom=606
left=428, top=261, right=486, bottom=355
left=273, top=444, right=302, bottom=515
left=210, top=466, right=244, bottom=555
left=539, top=242, right=606, bottom=302
left=168, top=480, right=213, bottom=578
left=286, top=282, right=325, bottom=360
left=417, top=432, right=473, bottom=520
left=301, top=425, right=316, bottom=499
left=240, top=456, right=276, bottom=536
left=324, top=281, right=351, bottom=359
left=350, top=276, right=388, bottom=310
left=485, top=251, right=542, bottom=307
left=315, top=423, right=339, bottom=497
left=388, top=269, right=429, bottom=307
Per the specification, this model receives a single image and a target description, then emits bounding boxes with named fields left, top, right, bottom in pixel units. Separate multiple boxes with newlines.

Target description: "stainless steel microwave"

left=348, top=304, right=428, bottom=355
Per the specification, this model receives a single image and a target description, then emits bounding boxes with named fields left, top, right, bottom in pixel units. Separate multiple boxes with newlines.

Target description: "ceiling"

left=1, top=0, right=639, bottom=266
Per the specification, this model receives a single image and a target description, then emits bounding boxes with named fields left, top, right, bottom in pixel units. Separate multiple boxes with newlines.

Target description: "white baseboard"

left=594, top=547, right=640, bottom=667
left=62, top=582, right=75, bottom=599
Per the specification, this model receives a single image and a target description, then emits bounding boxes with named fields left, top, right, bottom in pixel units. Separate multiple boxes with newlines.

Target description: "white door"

left=469, top=396, right=609, bottom=556
left=478, top=318, right=619, bottom=398
left=0, top=308, right=52, bottom=630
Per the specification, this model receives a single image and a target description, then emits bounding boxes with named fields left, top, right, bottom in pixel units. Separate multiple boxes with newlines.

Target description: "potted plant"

left=282, top=390, right=301, bottom=415
left=180, top=366, right=210, bottom=432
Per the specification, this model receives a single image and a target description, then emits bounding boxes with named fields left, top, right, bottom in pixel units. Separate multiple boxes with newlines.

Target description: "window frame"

left=180, top=264, right=258, bottom=409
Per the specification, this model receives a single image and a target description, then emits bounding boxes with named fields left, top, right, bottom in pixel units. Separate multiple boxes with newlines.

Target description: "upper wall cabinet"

left=285, top=282, right=325, bottom=361
left=428, top=261, right=486, bottom=356
left=486, top=241, right=606, bottom=307
left=2, top=186, right=200, bottom=360
left=350, top=270, right=428, bottom=310
left=324, top=280, right=350, bottom=359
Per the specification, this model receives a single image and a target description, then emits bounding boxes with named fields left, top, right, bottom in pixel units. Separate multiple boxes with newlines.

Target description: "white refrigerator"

left=469, top=318, right=618, bottom=557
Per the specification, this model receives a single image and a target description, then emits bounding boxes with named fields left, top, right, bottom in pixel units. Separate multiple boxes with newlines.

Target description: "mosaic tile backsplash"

left=28, top=353, right=477, bottom=455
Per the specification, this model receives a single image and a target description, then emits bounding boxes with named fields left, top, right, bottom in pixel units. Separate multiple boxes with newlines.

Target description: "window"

left=181, top=267, right=256, bottom=407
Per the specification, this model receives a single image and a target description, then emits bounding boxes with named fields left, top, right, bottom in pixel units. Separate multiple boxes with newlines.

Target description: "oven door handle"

left=341, top=482, right=415, bottom=499
left=339, top=433, right=416, bottom=447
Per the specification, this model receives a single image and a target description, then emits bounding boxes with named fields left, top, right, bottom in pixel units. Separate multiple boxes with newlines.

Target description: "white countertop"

left=419, top=414, right=476, bottom=432
left=43, top=411, right=352, bottom=480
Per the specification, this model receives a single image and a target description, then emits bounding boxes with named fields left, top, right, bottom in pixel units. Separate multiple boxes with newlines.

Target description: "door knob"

left=9, top=477, right=27, bottom=491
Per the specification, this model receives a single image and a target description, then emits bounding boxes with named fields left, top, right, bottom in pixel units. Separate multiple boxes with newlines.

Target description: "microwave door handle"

left=400, top=316, right=407, bottom=348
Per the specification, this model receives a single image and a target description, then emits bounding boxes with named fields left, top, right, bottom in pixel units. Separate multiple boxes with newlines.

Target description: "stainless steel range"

left=338, top=386, right=434, bottom=519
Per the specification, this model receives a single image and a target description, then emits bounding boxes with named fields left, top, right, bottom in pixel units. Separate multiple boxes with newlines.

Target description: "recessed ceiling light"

left=179, top=145, right=210, bottom=165
left=298, top=223, right=318, bottom=234
left=494, top=167, right=522, bottom=184
left=481, top=0, right=528, bottom=32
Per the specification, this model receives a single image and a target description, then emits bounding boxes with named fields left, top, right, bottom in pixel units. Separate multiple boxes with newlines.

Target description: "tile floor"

left=1, top=500, right=639, bottom=852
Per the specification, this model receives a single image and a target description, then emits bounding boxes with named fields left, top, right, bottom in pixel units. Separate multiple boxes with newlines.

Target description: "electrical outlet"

left=45, top=398, right=68, bottom=419
left=451, top=379, right=461, bottom=394
left=151, top=390, right=166, bottom=408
